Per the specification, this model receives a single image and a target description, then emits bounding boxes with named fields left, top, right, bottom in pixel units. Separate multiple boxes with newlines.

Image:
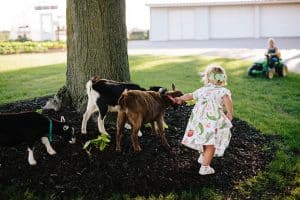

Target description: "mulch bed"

left=0, top=96, right=280, bottom=199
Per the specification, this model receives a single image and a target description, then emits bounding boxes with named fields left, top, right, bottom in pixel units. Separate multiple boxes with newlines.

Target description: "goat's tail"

left=118, top=90, right=129, bottom=111
left=86, top=80, right=93, bottom=97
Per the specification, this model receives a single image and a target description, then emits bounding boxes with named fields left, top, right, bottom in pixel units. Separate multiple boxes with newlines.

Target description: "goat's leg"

left=129, top=117, right=142, bottom=152
left=131, top=127, right=142, bottom=152
left=41, top=137, right=56, bottom=155
left=150, top=121, right=158, bottom=135
left=116, top=111, right=126, bottom=152
left=156, top=116, right=170, bottom=149
left=97, top=116, right=109, bottom=135
left=98, top=103, right=109, bottom=135
left=124, top=123, right=143, bottom=137
left=81, top=102, right=97, bottom=134
left=27, top=144, right=37, bottom=166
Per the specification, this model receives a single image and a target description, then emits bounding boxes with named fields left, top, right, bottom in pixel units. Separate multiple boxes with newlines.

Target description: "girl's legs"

left=202, top=145, right=215, bottom=166
left=199, top=145, right=215, bottom=175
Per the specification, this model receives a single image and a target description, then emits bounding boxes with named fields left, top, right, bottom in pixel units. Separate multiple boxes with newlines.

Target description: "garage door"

left=150, top=8, right=168, bottom=41
left=210, top=6, right=255, bottom=39
left=260, top=4, right=300, bottom=37
left=169, top=9, right=195, bottom=40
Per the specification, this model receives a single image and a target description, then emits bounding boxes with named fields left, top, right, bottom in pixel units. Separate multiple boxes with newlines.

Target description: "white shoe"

left=197, top=154, right=203, bottom=164
left=199, top=165, right=215, bottom=175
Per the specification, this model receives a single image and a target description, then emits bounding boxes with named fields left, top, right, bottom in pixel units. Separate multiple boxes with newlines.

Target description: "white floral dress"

left=181, top=83, right=232, bottom=157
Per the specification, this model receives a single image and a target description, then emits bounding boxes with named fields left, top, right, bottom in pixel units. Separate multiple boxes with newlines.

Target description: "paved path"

left=128, top=38, right=300, bottom=74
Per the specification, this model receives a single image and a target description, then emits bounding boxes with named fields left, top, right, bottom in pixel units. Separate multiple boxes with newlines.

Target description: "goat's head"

left=53, top=116, right=76, bottom=144
left=90, top=75, right=101, bottom=84
left=159, top=83, right=183, bottom=110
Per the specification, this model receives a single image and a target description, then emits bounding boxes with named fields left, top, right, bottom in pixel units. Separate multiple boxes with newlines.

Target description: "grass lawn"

left=0, top=52, right=66, bottom=72
left=0, top=55, right=299, bottom=199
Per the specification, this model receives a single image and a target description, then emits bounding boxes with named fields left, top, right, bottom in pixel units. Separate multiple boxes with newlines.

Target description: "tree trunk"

left=64, top=0, right=130, bottom=112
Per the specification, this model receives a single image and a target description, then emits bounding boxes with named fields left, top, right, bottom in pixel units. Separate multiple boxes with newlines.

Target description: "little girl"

left=175, top=64, right=233, bottom=175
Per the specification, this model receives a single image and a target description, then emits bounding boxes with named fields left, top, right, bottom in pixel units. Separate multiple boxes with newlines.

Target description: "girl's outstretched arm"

left=175, top=93, right=193, bottom=104
left=223, top=95, right=233, bottom=121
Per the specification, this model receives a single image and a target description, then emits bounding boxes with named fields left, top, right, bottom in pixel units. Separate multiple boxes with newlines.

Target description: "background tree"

left=60, top=0, right=130, bottom=112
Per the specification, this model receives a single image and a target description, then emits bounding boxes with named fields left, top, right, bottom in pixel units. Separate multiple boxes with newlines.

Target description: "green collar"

left=48, top=119, right=53, bottom=142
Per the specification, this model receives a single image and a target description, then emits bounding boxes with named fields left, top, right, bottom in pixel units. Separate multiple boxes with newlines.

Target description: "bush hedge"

left=0, top=41, right=66, bottom=55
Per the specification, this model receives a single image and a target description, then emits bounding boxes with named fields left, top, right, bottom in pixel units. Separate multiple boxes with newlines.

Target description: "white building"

left=146, top=0, right=300, bottom=41
left=10, top=0, right=66, bottom=41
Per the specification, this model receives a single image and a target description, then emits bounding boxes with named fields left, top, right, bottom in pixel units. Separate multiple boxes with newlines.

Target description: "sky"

left=0, top=0, right=150, bottom=31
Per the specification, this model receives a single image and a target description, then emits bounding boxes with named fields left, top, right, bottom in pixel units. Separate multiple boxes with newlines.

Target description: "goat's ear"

left=122, top=89, right=129, bottom=96
left=171, top=83, right=176, bottom=91
left=61, top=116, right=66, bottom=123
left=159, top=88, right=167, bottom=94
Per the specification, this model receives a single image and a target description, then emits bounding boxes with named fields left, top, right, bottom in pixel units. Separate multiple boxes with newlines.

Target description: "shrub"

left=0, top=41, right=66, bottom=54
left=128, top=30, right=149, bottom=40
left=0, top=31, right=10, bottom=41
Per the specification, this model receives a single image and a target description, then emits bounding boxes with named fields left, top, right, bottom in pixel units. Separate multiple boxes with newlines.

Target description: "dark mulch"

left=0, top=97, right=280, bottom=199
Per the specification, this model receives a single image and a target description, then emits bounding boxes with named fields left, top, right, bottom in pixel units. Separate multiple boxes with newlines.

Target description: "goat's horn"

left=172, top=83, right=176, bottom=91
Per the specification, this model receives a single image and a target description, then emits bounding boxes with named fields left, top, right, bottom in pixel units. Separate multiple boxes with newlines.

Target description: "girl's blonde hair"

left=202, top=64, right=227, bottom=86
left=268, top=38, right=275, bottom=44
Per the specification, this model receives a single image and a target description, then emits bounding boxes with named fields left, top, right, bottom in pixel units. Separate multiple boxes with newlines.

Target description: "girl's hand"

left=175, top=97, right=183, bottom=105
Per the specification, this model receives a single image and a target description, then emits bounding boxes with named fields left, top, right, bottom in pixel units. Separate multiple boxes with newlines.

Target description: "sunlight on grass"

left=130, top=56, right=195, bottom=72
left=0, top=52, right=66, bottom=72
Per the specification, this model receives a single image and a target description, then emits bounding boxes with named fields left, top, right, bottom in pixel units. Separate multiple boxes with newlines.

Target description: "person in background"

left=266, top=38, right=280, bottom=69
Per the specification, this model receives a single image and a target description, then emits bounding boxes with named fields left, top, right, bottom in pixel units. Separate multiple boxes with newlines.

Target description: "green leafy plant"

left=186, top=100, right=196, bottom=106
left=0, top=41, right=66, bottom=55
left=35, top=109, right=43, bottom=114
left=83, top=134, right=111, bottom=151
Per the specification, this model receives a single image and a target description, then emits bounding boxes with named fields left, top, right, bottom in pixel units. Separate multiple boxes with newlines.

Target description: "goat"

left=0, top=112, right=76, bottom=165
left=116, top=85, right=183, bottom=152
left=81, top=77, right=162, bottom=137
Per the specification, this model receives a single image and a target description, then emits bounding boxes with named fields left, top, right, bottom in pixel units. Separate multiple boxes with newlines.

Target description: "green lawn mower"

left=248, top=54, right=288, bottom=79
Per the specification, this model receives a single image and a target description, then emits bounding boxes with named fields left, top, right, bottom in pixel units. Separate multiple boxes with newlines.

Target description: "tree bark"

left=64, top=0, right=130, bottom=112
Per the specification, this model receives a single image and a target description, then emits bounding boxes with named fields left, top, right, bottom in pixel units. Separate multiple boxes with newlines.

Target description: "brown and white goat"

left=116, top=85, right=183, bottom=152
left=81, top=77, right=164, bottom=137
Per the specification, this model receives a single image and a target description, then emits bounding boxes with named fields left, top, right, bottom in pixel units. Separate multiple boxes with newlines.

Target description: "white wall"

left=150, top=8, right=168, bottom=41
left=260, top=4, right=300, bottom=37
left=210, top=5, right=255, bottom=39
left=168, top=8, right=195, bottom=40
left=168, top=9, right=181, bottom=40
left=149, top=3, right=300, bottom=41
left=195, top=7, right=209, bottom=40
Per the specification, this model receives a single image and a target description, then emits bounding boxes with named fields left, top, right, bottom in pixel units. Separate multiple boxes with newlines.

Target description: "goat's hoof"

left=138, top=131, right=143, bottom=137
left=81, top=129, right=87, bottom=134
left=48, top=150, right=57, bottom=155
left=134, top=146, right=142, bottom=152
left=100, top=132, right=110, bottom=137
left=116, top=148, right=121, bottom=153
left=150, top=131, right=157, bottom=136
left=29, top=160, right=37, bottom=166
left=163, top=143, right=171, bottom=150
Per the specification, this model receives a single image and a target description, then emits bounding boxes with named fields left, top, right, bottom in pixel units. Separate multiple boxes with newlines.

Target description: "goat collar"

left=48, top=119, right=53, bottom=142
left=167, top=95, right=177, bottom=105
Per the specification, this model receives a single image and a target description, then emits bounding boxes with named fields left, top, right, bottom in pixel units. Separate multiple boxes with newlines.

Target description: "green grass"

left=0, top=63, right=66, bottom=104
left=0, top=55, right=299, bottom=199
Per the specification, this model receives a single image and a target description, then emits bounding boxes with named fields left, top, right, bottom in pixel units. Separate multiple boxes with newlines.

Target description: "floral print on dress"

left=181, top=83, right=232, bottom=157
